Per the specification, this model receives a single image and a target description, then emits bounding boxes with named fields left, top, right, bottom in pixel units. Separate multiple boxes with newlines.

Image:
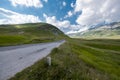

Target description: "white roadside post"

left=46, top=56, right=51, bottom=66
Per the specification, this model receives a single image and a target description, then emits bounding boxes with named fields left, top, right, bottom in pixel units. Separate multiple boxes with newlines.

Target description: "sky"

left=0, top=0, right=120, bottom=34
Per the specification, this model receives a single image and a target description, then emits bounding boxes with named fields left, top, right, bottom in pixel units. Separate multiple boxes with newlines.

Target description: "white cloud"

left=66, top=26, right=88, bottom=34
left=43, top=0, right=48, bottom=3
left=43, top=13, right=89, bottom=34
left=64, top=2, right=75, bottom=18
left=66, top=30, right=78, bottom=34
left=58, top=20, right=70, bottom=28
left=43, top=13, right=70, bottom=28
left=74, top=0, right=120, bottom=25
left=71, top=3, right=74, bottom=8
left=0, top=8, right=41, bottom=24
left=63, top=1, right=66, bottom=6
left=70, top=24, right=82, bottom=30
left=74, top=0, right=92, bottom=12
left=64, top=11, right=73, bottom=18
left=68, top=11, right=73, bottom=17
left=9, top=0, right=43, bottom=8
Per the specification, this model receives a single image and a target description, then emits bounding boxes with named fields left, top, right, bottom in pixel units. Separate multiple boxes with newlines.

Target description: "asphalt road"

left=0, top=40, right=65, bottom=80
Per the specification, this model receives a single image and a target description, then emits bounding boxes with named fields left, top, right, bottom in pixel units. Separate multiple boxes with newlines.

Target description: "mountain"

left=0, top=23, right=67, bottom=46
left=68, top=22, right=120, bottom=39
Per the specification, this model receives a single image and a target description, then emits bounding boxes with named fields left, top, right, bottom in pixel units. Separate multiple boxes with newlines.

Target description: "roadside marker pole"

left=47, top=56, right=51, bottom=66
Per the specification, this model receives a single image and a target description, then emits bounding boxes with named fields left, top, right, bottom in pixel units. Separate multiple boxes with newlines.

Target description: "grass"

left=9, top=38, right=120, bottom=80
left=0, top=35, right=27, bottom=46
left=0, top=23, right=67, bottom=46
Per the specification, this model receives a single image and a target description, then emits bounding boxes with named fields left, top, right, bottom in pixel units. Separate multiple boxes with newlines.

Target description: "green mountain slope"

left=0, top=23, right=67, bottom=46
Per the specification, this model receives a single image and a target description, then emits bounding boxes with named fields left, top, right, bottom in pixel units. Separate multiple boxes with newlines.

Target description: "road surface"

left=0, top=40, right=65, bottom=80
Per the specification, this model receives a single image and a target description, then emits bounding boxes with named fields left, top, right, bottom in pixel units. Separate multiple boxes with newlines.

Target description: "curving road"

left=0, top=40, right=65, bottom=80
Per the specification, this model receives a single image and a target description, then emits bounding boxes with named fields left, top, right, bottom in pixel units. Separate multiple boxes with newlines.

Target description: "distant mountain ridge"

left=89, top=22, right=120, bottom=30
left=68, top=22, right=120, bottom=39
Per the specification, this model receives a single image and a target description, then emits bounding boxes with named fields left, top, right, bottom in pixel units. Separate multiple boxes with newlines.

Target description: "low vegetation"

left=10, top=39, right=120, bottom=80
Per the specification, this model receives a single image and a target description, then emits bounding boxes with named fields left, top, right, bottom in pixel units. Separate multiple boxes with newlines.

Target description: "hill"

left=68, top=22, right=120, bottom=39
left=0, top=23, right=67, bottom=46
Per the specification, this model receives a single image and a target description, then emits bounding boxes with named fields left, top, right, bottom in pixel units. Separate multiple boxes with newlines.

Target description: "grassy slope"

left=10, top=38, right=120, bottom=80
left=0, top=23, right=67, bottom=46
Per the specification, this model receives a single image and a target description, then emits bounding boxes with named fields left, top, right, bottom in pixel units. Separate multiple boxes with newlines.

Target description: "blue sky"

left=0, top=0, right=120, bottom=34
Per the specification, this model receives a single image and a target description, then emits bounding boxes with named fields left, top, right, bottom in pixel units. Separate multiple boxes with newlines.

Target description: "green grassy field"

left=9, top=38, right=120, bottom=80
left=0, top=23, right=67, bottom=46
